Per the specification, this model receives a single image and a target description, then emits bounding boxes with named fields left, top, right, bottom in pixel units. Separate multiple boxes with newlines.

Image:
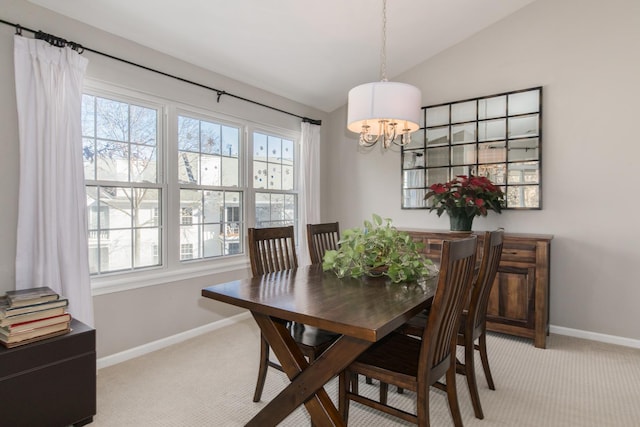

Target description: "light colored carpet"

left=93, top=318, right=640, bottom=426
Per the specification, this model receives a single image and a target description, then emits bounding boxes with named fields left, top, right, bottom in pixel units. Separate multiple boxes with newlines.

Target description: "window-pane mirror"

left=401, top=87, right=542, bottom=209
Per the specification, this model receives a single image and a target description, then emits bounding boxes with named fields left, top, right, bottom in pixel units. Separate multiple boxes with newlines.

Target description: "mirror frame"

left=401, top=86, right=543, bottom=210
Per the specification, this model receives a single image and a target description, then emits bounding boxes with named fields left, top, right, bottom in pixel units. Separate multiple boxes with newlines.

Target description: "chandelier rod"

left=380, top=0, right=388, bottom=82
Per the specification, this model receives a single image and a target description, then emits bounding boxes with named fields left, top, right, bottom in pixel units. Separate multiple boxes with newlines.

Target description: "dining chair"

left=399, top=229, right=504, bottom=419
left=247, top=226, right=340, bottom=403
left=306, top=222, right=340, bottom=265
left=338, top=236, right=478, bottom=427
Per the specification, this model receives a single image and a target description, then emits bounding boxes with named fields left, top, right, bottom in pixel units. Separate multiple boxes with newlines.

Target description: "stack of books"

left=0, top=286, right=71, bottom=348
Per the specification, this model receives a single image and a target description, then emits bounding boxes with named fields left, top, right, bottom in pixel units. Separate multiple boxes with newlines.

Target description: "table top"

left=202, top=264, right=437, bottom=343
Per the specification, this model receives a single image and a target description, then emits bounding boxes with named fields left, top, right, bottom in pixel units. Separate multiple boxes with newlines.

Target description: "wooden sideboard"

left=402, top=229, right=553, bottom=348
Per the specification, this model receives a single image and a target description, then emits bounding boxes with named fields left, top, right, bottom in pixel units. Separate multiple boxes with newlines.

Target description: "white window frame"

left=85, top=81, right=301, bottom=296
left=247, top=124, right=302, bottom=244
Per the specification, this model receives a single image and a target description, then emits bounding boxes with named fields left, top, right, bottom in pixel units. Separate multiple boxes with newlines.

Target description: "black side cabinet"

left=0, top=319, right=96, bottom=426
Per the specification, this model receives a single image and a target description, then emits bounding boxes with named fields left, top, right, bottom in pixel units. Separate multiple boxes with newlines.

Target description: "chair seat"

left=290, top=322, right=340, bottom=353
left=352, top=332, right=421, bottom=384
left=401, top=308, right=470, bottom=337
left=397, top=309, right=429, bottom=337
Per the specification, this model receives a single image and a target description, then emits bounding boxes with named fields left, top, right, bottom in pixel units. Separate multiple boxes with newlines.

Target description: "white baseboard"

left=550, top=324, right=640, bottom=349
left=96, top=311, right=252, bottom=370
left=97, top=315, right=639, bottom=370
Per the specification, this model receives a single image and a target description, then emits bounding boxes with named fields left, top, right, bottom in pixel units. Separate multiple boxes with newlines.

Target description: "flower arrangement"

left=424, top=175, right=505, bottom=219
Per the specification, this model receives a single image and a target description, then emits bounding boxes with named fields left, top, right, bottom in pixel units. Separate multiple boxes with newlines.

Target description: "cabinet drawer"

left=500, top=241, right=537, bottom=264
left=0, top=319, right=94, bottom=379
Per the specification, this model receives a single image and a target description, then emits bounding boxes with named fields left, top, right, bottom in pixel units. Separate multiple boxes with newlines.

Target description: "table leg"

left=248, top=313, right=372, bottom=427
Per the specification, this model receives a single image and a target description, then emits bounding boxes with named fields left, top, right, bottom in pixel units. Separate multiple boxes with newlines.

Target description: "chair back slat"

left=306, top=222, right=340, bottom=265
left=248, top=226, right=298, bottom=276
left=470, top=230, right=504, bottom=333
left=419, top=236, right=477, bottom=380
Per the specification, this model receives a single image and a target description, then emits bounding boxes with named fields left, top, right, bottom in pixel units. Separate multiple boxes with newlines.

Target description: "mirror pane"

left=479, top=141, right=506, bottom=163
left=508, top=138, right=539, bottom=162
left=426, top=168, right=449, bottom=187
left=426, top=105, right=449, bottom=127
left=478, top=163, right=507, bottom=185
left=403, top=150, right=424, bottom=169
left=509, top=114, right=539, bottom=139
left=405, top=128, right=425, bottom=149
left=508, top=161, right=539, bottom=184
left=507, top=185, right=539, bottom=208
left=451, top=101, right=476, bottom=123
left=403, top=170, right=425, bottom=188
left=403, top=189, right=426, bottom=208
left=478, top=119, right=506, bottom=141
left=452, top=165, right=475, bottom=178
left=426, top=147, right=449, bottom=167
left=451, top=123, right=476, bottom=144
left=426, top=126, right=449, bottom=146
left=478, top=95, right=506, bottom=119
left=508, top=90, right=539, bottom=116
left=451, top=144, right=476, bottom=165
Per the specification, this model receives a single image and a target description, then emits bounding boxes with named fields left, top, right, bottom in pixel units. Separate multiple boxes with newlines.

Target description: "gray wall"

left=0, top=0, right=327, bottom=358
left=323, top=0, right=640, bottom=343
left=2, top=0, right=639, bottom=360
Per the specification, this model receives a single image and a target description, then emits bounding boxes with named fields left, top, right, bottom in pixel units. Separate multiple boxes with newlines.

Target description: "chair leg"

left=252, top=334, right=270, bottom=402
left=465, top=336, right=484, bottom=419
left=338, top=371, right=351, bottom=422
left=380, top=381, right=389, bottom=405
left=478, top=332, right=495, bottom=390
left=416, top=381, right=430, bottom=427
left=445, top=359, right=464, bottom=427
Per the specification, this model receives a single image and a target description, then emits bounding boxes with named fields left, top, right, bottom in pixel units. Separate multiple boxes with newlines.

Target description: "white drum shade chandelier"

left=347, top=0, right=422, bottom=149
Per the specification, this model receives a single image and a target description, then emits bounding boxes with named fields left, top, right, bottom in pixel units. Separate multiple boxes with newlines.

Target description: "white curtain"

left=13, top=35, right=94, bottom=326
left=299, top=122, right=321, bottom=265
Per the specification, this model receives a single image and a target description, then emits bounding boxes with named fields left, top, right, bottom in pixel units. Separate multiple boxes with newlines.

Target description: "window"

left=82, top=84, right=301, bottom=281
left=82, top=94, right=162, bottom=275
left=401, top=87, right=542, bottom=209
left=178, top=114, right=243, bottom=261
left=252, top=131, right=297, bottom=230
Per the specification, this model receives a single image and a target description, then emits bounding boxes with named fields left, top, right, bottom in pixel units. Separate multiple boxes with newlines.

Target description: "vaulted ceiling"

left=28, top=0, right=536, bottom=112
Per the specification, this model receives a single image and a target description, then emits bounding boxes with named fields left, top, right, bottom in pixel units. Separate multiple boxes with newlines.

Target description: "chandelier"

left=347, top=0, right=422, bottom=149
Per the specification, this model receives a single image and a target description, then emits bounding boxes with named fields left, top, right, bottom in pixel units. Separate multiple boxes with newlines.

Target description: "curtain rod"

left=0, top=18, right=322, bottom=126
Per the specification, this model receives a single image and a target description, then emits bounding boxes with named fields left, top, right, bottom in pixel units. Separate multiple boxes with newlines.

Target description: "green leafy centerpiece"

left=424, top=175, right=505, bottom=231
left=322, top=214, right=434, bottom=283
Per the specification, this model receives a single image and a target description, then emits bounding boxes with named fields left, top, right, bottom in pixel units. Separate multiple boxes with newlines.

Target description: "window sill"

left=91, top=256, right=250, bottom=296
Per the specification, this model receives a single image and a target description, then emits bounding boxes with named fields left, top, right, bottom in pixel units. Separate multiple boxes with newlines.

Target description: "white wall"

left=0, top=0, right=327, bottom=358
left=324, top=0, right=640, bottom=343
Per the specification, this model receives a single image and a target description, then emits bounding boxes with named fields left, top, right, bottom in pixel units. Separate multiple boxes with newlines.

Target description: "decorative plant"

left=424, top=175, right=505, bottom=219
left=322, top=214, right=434, bottom=283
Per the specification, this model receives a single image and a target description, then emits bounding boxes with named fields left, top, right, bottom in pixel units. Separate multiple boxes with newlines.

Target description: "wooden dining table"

left=201, top=264, right=438, bottom=426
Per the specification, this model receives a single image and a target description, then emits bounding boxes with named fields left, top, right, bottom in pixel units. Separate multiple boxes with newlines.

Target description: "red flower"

left=424, top=174, right=504, bottom=218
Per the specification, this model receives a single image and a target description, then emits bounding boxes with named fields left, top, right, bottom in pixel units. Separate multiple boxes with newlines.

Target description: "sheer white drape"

left=13, top=35, right=94, bottom=326
left=299, top=122, right=321, bottom=265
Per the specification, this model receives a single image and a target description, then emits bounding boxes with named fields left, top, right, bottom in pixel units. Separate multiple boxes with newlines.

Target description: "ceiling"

left=28, top=0, right=536, bottom=113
